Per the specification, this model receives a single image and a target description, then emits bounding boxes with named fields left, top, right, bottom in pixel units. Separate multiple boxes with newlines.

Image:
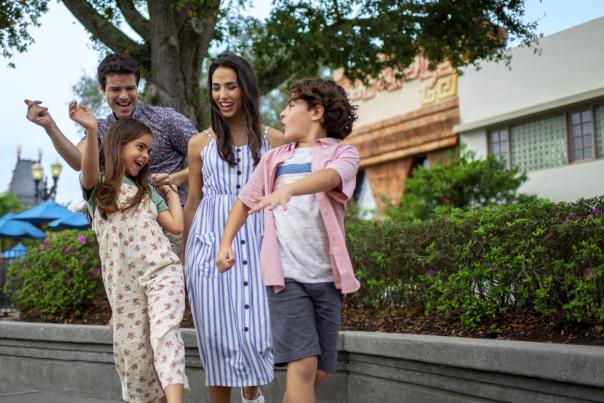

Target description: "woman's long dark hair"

left=96, top=119, right=151, bottom=219
left=208, top=53, right=263, bottom=166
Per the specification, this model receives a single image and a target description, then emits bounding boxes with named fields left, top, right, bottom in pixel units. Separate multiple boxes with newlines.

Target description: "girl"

left=183, top=53, right=284, bottom=403
left=70, top=104, right=189, bottom=403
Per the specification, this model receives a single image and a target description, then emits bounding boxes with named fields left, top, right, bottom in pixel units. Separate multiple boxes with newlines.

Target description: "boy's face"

left=280, top=98, right=322, bottom=143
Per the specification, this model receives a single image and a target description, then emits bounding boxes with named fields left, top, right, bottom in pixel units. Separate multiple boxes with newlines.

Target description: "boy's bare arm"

left=248, top=168, right=341, bottom=213
left=216, top=200, right=251, bottom=272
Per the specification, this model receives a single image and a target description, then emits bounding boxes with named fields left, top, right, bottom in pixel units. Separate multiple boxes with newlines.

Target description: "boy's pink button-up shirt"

left=239, top=137, right=361, bottom=294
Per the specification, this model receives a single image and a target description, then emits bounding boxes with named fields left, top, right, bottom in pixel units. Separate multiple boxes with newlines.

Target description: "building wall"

left=518, top=159, right=604, bottom=201
left=337, top=58, right=460, bottom=211
left=458, top=16, right=604, bottom=126
left=458, top=17, right=604, bottom=202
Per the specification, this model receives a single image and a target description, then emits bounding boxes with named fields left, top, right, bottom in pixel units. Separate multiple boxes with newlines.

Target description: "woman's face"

left=211, top=67, right=243, bottom=120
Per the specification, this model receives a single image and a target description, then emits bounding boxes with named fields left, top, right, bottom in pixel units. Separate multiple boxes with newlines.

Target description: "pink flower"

left=43, top=239, right=49, bottom=245
left=78, top=235, right=87, bottom=245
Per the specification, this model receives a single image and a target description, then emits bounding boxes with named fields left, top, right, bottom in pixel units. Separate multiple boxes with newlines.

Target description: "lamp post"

left=31, top=160, right=63, bottom=203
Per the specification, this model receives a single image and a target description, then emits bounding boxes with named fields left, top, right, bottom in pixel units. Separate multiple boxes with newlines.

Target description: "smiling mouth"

left=219, top=102, right=234, bottom=111
left=116, top=100, right=131, bottom=108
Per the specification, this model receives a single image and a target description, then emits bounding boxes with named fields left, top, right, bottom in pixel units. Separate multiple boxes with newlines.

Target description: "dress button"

left=243, top=281, right=249, bottom=286
left=236, top=184, right=241, bottom=189
left=237, top=158, right=241, bottom=162
left=243, top=260, right=248, bottom=265
left=244, top=304, right=250, bottom=309
left=241, top=239, right=246, bottom=245
left=244, top=327, right=249, bottom=332
left=236, top=148, right=241, bottom=153
left=237, top=170, right=242, bottom=175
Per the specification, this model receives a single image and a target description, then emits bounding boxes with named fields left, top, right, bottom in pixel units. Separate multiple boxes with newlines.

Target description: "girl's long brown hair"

left=95, top=119, right=151, bottom=219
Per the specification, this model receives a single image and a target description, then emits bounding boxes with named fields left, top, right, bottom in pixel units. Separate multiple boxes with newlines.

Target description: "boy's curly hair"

left=289, top=79, right=358, bottom=140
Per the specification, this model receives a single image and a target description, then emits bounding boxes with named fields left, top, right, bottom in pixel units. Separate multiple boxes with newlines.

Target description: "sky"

left=1, top=0, right=604, bottom=207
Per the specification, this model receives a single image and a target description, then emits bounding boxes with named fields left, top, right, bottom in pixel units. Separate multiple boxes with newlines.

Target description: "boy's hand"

left=249, top=187, right=293, bottom=214
left=68, top=101, right=97, bottom=130
left=216, top=244, right=236, bottom=273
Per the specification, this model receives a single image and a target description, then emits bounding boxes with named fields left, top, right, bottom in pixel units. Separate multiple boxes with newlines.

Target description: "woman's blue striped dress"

left=185, top=130, right=273, bottom=387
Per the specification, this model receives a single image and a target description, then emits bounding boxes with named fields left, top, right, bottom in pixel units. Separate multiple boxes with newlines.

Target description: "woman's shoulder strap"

left=203, top=129, right=215, bottom=140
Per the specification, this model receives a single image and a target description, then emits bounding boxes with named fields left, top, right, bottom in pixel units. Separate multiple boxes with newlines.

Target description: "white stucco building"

left=456, top=17, right=604, bottom=202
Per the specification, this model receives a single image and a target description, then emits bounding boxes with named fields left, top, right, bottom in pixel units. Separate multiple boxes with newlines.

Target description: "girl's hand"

left=216, top=244, right=236, bottom=273
left=158, top=184, right=178, bottom=197
left=68, top=101, right=97, bottom=130
left=249, top=187, right=293, bottom=214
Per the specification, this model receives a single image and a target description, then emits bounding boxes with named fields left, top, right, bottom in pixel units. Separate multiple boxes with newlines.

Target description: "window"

left=569, top=109, right=594, bottom=161
left=487, top=103, right=603, bottom=172
left=510, top=114, right=566, bottom=171
left=489, top=128, right=510, bottom=167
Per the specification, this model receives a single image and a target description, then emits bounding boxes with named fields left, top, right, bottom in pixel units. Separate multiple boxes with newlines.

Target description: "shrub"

left=384, top=150, right=529, bottom=221
left=346, top=196, right=604, bottom=330
left=4, top=229, right=105, bottom=320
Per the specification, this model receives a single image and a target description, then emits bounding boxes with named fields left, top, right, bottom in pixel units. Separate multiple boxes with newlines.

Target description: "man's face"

left=103, top=73, right=138, bottom=118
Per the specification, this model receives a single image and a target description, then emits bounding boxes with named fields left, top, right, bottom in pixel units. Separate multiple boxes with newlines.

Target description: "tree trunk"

left=146, top=1, right=215, bottom=129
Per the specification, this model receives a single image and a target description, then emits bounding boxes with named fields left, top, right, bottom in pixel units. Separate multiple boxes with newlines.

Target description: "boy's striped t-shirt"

left=272, top=146, right=333, bottom=283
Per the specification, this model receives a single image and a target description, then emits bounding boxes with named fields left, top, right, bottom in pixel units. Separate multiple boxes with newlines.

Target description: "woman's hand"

left=216, top=244, right=236, bottom=273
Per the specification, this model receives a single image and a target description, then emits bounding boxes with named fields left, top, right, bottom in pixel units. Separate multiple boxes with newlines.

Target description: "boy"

left=216, top=78, right=361, bottom=403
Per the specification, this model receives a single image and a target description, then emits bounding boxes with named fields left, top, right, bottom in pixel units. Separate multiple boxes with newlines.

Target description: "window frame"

left=487, top=126, right=511, bottom=169
left=566, top=107, right=596, bottom=163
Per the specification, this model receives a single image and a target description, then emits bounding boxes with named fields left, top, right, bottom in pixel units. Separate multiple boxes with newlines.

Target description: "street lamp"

left=31, top=160, right=63, bottom=203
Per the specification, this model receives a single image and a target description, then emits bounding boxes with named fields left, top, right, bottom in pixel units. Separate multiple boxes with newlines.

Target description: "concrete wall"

left=517, top=158, right=604, bottom=201
left=457, top=17, right=604, bottom=127
left=1, top=322, right=603, bottom=402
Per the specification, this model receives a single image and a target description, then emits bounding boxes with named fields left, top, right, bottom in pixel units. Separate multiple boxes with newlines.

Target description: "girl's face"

left=121, top=132, right=152, bottom=177
left=211, top=67, right=242, bottom=119
left=280, top=99, right=317, bottom=143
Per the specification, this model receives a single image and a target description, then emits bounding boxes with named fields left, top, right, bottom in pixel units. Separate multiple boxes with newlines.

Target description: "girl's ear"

left=311, top=104, right=325, bottom=123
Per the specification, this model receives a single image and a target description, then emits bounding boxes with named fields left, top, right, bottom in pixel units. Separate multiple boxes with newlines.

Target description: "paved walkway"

left=0, top=384, right=119, bottom=403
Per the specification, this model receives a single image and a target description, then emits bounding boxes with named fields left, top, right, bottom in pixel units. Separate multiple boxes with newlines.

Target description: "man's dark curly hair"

left=97, top=53, right=140, bottom=91
left=289, top=79, right=358, bottom=140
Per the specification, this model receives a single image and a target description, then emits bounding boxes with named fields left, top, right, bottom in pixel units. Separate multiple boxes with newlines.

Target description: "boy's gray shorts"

left=266, top=279, right=342, bottom=372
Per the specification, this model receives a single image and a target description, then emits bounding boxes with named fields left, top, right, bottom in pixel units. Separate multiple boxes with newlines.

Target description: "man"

left=25, top=53, right=198, bottom=206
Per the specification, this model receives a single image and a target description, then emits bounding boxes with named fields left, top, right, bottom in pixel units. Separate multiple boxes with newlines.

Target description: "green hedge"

left=346, top=196, right=604, bottom=330
left=4, top=229, right=105, bottom=320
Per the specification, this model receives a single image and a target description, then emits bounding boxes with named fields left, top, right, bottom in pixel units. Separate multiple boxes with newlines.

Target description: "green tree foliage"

left=386, top=150, right=529, bottom=221
left=2, top=0, right=538, bottom=127
left=71, top=74, right=111, bottom=119
left=0, top=191, right=24, bottom=216
left=0, top=0, right=48, bottom=67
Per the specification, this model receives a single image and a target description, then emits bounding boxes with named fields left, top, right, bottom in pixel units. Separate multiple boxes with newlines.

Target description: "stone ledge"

left=343, top=331, right=604, bottom=388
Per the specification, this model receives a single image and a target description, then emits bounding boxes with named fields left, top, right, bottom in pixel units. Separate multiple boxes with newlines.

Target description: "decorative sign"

left=334, top=55, right=457, bottom=106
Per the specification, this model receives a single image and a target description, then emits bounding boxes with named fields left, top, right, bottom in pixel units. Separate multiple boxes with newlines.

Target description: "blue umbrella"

left=0, top=213, right=46, bottom=239
left=0, top=243, right=27, bottom=259
left=47, top=211, right=89, bottom=230
left=12, top=200, right=73, bottom=225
